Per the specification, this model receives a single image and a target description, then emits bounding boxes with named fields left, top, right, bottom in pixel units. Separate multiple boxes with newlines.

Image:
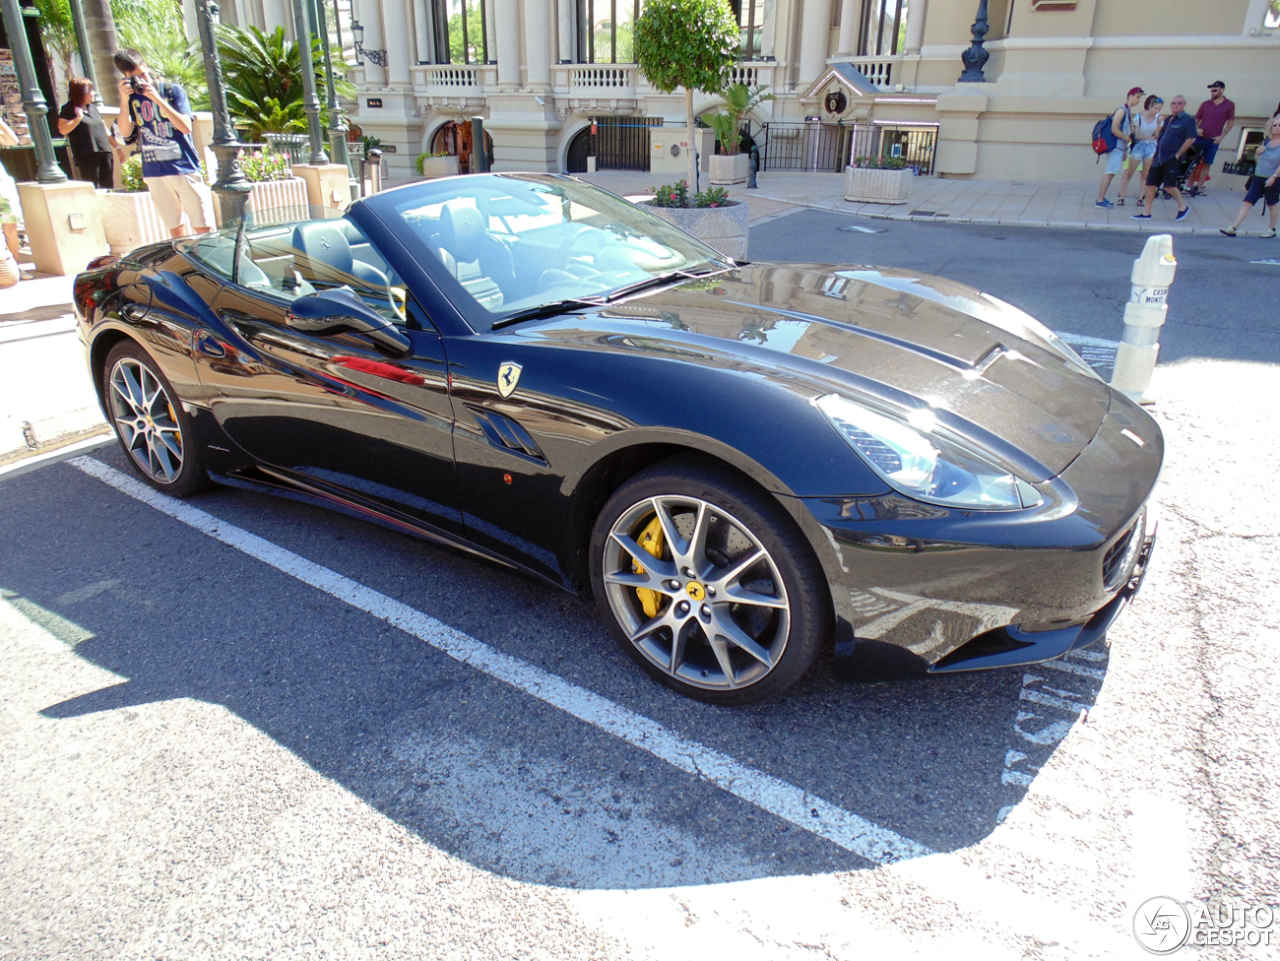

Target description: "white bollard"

left=1110, top=233, right=1176, bottom=404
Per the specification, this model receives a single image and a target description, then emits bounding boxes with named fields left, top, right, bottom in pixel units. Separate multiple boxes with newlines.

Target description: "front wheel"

left=589, top=458, right=831, bottom=704
left=103, top=340, right=209, bottom=498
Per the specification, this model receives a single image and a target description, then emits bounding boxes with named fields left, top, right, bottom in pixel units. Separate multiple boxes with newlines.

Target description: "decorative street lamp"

left=192, top=0, right=252, bottom=226
left=958, top=0, right=991, bottom=83
left=291, top=0, right=330, bottom=164
left=0, top=0, right=66, bottom=183
left=351, top=20, right=365, bottom=67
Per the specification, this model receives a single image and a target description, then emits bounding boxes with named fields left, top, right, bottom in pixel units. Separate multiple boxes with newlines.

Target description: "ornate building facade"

left=227, top=0, right=1280, bottom=182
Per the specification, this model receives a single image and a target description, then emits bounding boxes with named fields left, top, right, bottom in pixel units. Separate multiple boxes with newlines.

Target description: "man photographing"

left=113, top=48, right=215, bottom=239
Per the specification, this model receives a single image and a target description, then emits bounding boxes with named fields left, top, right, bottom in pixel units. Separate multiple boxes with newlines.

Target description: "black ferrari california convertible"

left=75, top=173, right=1159, bottom=703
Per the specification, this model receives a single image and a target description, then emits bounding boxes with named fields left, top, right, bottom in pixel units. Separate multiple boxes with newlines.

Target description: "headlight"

left=815, top=394, right=1042, bottom=510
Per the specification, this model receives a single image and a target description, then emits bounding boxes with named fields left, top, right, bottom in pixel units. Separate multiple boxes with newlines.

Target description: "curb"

left=0, top=431, right=114, bottom=483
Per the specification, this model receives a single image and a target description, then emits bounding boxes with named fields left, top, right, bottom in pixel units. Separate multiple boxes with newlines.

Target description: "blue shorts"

left=1130, top=140, right=1156, bottom=163
left=1193, top=137, right=1219, bottom=167
left=1104, top=147, right=1127, bottom=175
left=1244, top=175, right=1279, bottom=207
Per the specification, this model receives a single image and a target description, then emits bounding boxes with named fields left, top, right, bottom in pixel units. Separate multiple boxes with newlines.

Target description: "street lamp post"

left=0, top=0, right=66, bottom=183
left=292, top=0, right=330, bottom=164
left=958, top=0, right=991, bottom=83
left=317, top=0, right=349, bottom=168
left=193, top=0, right=252, bottom=227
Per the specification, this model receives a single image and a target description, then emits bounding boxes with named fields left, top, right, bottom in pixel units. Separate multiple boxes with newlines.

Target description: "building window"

left=858, top=0, right=908, bottom=57
left=728, top=0, right=765, bottom=59
left=422, top=0, right=488, bottom=64
left=578, top=0, right=641, bottom=63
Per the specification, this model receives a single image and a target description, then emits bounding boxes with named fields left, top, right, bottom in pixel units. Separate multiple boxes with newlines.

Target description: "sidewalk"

left=579, top=170, right=1261, bottom=235
left=0, top=273, right=108, bottom=466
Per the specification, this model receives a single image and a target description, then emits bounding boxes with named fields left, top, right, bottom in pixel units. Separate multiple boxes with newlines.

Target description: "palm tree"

left=33, top=0, right=76, bottom=99
left=85, top=0, right=121, bottom=105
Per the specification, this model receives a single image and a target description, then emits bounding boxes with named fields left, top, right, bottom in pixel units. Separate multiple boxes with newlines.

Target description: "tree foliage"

left=112, top=0, right=209, bottom=109
left=632, top=0, right=738, bottom=96
left=217, top=25, right=356, bottom=136
left=34, top=0, right=77, bottom=95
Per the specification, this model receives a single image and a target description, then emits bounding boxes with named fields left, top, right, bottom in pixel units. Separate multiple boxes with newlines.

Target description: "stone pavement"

left=579, top=169, right=1263, bottom=236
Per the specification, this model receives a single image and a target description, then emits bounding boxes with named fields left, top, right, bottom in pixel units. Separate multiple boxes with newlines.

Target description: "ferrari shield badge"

left=497, top=362, right=522, bottom=399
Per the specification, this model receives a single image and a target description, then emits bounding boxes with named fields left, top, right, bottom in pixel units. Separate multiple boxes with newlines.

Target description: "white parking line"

left=68, top=455, right=934, bottom=865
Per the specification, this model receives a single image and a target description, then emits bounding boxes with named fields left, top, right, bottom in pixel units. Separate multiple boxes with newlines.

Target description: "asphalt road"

left=2, top=218, right=1277, bottom=958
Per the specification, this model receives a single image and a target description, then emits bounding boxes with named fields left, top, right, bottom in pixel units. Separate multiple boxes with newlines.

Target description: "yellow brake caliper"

left=633, top=516, right=667, bottom=618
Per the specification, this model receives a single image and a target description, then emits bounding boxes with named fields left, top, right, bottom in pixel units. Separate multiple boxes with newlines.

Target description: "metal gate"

left=760, top=122, right=937, bottom=175
left=567, top=117, right=664, bottom=173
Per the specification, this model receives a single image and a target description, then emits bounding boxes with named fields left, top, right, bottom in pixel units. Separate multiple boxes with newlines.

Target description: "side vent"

left=467, top=406, right=546, bottom=463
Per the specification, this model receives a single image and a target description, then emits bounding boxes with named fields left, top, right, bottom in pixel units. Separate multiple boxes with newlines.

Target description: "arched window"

left=857, top=0, right=908, bottom=57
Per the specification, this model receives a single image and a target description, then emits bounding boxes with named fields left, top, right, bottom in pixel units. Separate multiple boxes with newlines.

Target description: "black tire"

left=589, top=457, right=831, bottom=704
left=102, top=340, right=211, bottom=498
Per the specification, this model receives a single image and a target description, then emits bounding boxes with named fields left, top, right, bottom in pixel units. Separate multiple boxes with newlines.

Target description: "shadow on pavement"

left=3, top=450, right=1109, bottom=889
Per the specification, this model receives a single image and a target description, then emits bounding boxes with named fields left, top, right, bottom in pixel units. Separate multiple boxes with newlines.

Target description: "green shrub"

left=117, top=155, right=146, bottom=192
left=850, top=155, right=907, bottom=170
left=694, top=186, right=730, bottom=208
left=648, top=179, right=736, bottom=209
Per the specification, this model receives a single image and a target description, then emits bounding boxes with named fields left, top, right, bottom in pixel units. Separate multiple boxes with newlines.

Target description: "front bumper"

left=784, top=394, right=1163, bottom=670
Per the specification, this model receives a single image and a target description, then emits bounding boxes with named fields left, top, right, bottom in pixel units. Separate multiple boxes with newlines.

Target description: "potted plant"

left=634, top=0, right=739, bottom=191
left=642, top=179, right=749, bottom=260
left=417, top=150, right=459, bottom=179
left=707, top=83, right=772, bottom=186
left=843, top=155, right=914, bottom=204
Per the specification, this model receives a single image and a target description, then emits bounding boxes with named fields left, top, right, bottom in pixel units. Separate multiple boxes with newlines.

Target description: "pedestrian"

left=112, top=48, right=215, bottom=239
left=1096, top=86, right=1143, bottom=208
left=1219, top=123, right=1279, bottom=238
left=1132, top=95, right=1197, bottom=223
left=1186, top=81, right=1235, bottom=196
left=57, top=78, right=117, bottom=190
left=1266, top=101, right=1280, bottom=139
left=0, top=116, right=24, bottom=265
left=1117, top=94, right=1162, bottom=207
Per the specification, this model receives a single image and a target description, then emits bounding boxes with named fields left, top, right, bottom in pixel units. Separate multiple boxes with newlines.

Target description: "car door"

left=187, top=223, right=462, bottom=536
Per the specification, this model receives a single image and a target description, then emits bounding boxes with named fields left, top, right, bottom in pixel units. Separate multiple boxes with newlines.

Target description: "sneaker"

left=1220, top=227, right=1237, bottom=237
left=1175, top=208, right=1189, bottom=222
left=1095, top=199, right=1113, bottom=208
left=1265, top=229, right=1277, bottom=239
left=1131, top=213, right=1152, bottom=220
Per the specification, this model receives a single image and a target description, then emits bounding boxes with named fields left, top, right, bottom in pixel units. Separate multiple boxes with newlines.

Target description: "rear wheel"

left=103, top=340, right=209, bottom=497
left=590, top=458, right=830, bottom=704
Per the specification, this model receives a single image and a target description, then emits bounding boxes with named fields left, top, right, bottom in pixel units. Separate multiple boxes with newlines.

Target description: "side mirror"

left=286, top=288, right=411, bottom=356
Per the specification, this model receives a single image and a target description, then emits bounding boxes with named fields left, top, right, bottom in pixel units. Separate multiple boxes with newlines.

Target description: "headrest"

left=439, top=202, right=486, bottom=263
left=292, top=222, right=354, bottom=274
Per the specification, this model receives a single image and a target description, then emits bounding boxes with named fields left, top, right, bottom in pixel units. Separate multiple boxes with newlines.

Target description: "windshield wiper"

left=490, top=296, right=607, bottom=330
left=604, top=265, right=732, bottom=303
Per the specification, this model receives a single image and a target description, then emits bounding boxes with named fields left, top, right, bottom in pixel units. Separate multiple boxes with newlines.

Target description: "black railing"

left=760, top=121, right=937, bottom=175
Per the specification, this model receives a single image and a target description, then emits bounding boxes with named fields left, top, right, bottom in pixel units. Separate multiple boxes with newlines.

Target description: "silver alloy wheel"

left=107, top=357, right=185, bottom=484
left=602, top=495, right=791, bottom=691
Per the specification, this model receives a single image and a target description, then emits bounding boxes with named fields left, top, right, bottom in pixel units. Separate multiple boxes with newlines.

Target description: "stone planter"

left=643, top=200, right=749, bottom=261
left=241, top=176, right=310, bottom=225
left=419, top=155, right=460, bottom=179
left=843, top=165, right=913, bottom=204
left=100, top=189, right=168, bottom=256
left=709, top=152, right=749, bottom=186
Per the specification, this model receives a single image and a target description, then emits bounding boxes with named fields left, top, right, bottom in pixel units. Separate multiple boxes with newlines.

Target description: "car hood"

left=525, top=263, right=1114, bottom=481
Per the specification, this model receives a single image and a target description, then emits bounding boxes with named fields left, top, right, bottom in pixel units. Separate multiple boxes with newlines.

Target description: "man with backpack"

left=1132, top=94, right=1198, bottom=223
left=113, top=48, right=215, bottom=239
left=1095, top=87, right=1144, bottom=208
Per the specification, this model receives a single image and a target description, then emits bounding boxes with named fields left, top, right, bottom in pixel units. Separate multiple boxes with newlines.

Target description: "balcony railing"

left=417, top=64, right=483, bottom=90
left=569, top=65, right=636, bottom=90
left=836, top=56, right=901, bottom=90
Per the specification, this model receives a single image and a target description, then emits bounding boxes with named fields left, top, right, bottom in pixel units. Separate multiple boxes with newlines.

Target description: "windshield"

left=383, top=174, right=727, bottom=330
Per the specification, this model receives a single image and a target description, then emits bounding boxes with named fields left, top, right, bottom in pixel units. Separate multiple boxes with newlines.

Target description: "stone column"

left=359, top=0, right=388, bottom=86
left=798, top=0, right=834, bottom=84
left=837, top=0, right=858, bottom=56
left=493, top=0, right=520, bottom=88
left=526, top=0, right=551, bottom=88
left=382, top=0, right=411, bottom=87
left=903, top=0, right=927, bottom=54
